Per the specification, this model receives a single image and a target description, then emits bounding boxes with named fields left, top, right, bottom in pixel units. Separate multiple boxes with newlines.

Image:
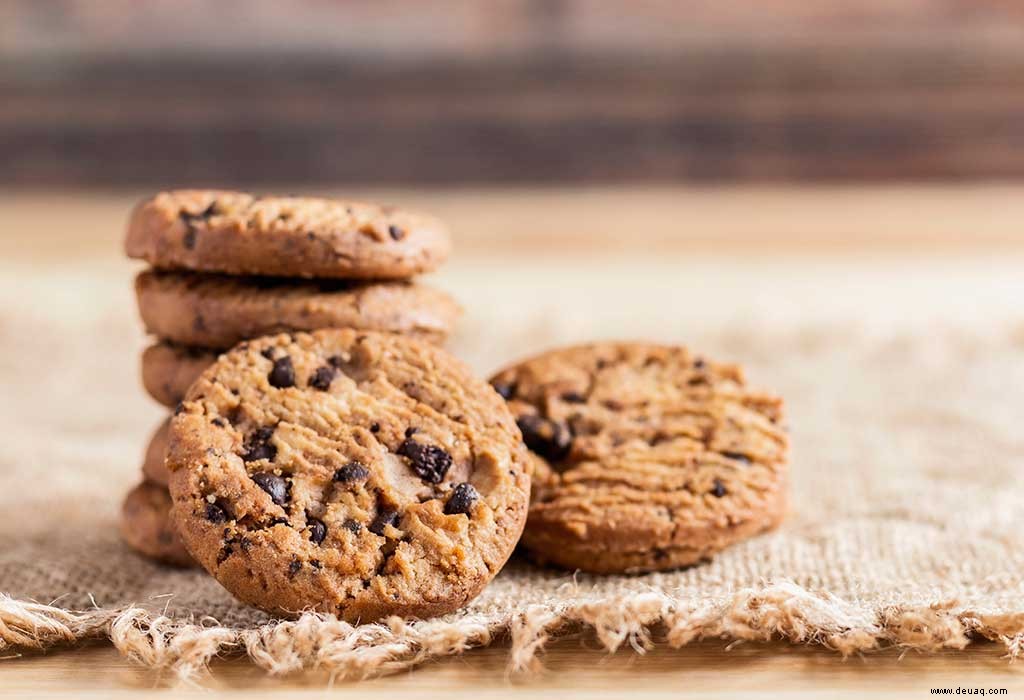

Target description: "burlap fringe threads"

left=3, top=581, right=1023, bottom=681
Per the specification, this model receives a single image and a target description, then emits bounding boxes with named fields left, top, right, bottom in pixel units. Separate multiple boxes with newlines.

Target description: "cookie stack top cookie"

left=125, top=190, right=451, bottom=279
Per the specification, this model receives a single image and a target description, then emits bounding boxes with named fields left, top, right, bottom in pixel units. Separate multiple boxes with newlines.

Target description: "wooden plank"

left=3, top=636, right=1023, bottom=698
left=3, top=185, right=1024, bottom=262
left=3, top=0, right=1024, bottom=184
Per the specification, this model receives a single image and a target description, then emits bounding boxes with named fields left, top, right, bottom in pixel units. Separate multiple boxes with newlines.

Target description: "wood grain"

left=4, top=185, right=1024, bottom=262
left=4, top=2, right=1024, bottom=184
left=4, top=636, right=1024, bottom=699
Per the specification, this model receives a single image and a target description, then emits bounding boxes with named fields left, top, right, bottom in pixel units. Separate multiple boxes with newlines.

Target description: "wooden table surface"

left=3, top=185, right=1024, bottom=698
left=5, top=637, right=1024, bottom=699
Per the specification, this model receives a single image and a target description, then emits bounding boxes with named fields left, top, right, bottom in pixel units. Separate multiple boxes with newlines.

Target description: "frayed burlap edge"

left=3, top=581, right=1023, bottom=681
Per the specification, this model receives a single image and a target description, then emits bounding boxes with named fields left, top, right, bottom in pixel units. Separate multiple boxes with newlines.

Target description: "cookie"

left=166, top=329, right=530, bottom=621
left=489, top=342, right=789, bottom=574
left=120, top=481, right=196, bottom=567
left=141, top=342, right=219, bottom=408
left=135, top=270, right=462, bottom=348
left=125, top=190, right=451, bottom=280
left=142, top=418, right=171, bottom=486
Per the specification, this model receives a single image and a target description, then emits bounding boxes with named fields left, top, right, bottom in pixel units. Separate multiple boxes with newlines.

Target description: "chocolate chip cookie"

left=135, top=270, right=462, bottom=348
left=120, top=481, right=196, bottom=567
left=142, top=418, right=171, bottom=486
left=141, top=342, right=219, bottom=408
left=489, top=342, right=789, bottom=574
left=167, top=330, right=530, bottom=621
left=125, top=190, right=451, bottom=279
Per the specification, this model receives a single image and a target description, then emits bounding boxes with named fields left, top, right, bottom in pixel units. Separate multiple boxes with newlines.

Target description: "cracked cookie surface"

left=125, top=190, right=451, bottom=279
left=167, top=330, right=530, bottom=621
left=120, top=481, right=196, bottom=567
left=141, top=342, right=220, bottom=408
left=489, top=342, right=789, bottom=574
left=135, top=270, right=461, bottom=348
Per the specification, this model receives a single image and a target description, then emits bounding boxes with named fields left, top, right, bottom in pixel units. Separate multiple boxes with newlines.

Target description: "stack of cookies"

left=114, top=189, right=790, bottom=624
left=120, top=190, right=460, bottom=567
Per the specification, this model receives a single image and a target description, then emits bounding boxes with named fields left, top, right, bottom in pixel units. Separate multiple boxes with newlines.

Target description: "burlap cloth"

left=2, top=258, right=1024, bottom=679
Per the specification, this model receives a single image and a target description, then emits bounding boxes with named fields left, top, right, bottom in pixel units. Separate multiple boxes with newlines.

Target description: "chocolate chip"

left=242, top=427, right=277, bottom=462
left=211, top=417, right=226, bottom=427
left=205, top=502, right=228, bottom=523
left=179, top=203, right=218, bottom=248
left=252, top=471, right=289, bottom=505
left=397, top=438, right=452, bottom=483
left=308, top=365, right=336, bottom=390
left=288, top=559, right=302, bottom=577
left=308, top=518, right=327, bottom=545
left=268, top=356, right=295, bottom=388
left=694, top=357, right=706, bottom=369
left=516, top=415, right=572, bottom=462
left=342, top=519, right=362, bottom=534
left=561, top=391, right=585, bottom=403
left=491, top=381, right=516, bottom=400
left=369, top=422, right=381, bottom=433
left=368, top=509, right=399, bottom=536
left=444, top=483, right=479, bottom=516
left=404, top=426, right=418, bottom=438
left=187, top=201, right=219, bottom=222
left=333, top=461, right=369, bottom=483
left=327, top=355, right=345, bottom=368
left=260, top=347, right=276, bottom=360
left=388, top=225, right=405, bottom=241
left=711, top=479, right=728, bottom=497
left=310, top=559, right=322, bottom=569
left=722, top=451, right=751, bottom=464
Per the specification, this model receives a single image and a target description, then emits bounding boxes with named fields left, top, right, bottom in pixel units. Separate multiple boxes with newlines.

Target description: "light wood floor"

left=5, top=635, right=1024, bottom=699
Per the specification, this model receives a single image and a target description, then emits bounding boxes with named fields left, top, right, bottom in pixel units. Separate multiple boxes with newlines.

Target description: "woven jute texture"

left=2, top=260, right=1024, bottom=680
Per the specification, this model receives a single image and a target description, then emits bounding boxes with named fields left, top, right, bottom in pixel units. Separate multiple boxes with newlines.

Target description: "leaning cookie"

left=135, top=270, right=462, bottom=348
left=125, top=190, right=451, bottom=280
left=166, top=330, right=530, bottom=621
left=489, top=342, right=789, bottom=574
left=141, top=342, right=220, bottom=408
left=120, top=481, right=196, bottom=568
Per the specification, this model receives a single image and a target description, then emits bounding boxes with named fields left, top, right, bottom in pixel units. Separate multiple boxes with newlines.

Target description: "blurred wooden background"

left=4, top=0, right=1024, bottom=186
